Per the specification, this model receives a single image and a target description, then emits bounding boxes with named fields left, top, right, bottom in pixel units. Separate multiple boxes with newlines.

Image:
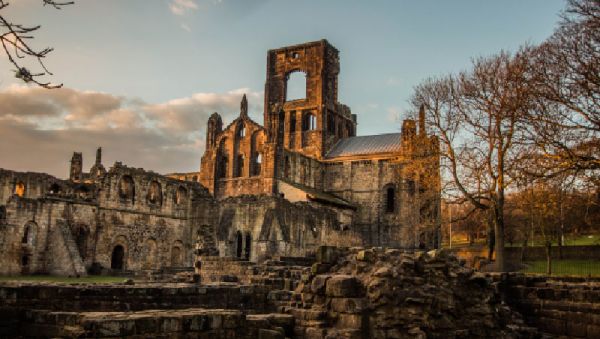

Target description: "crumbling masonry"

left=0, top=40, right=440, bottom=277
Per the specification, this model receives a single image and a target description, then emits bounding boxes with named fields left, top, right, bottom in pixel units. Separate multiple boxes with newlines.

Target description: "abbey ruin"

left=2, top=40, right=600, bottom=339
left=0, top=40, right=440, bottom=277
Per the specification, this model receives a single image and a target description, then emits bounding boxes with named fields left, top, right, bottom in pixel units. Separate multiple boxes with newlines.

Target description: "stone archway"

left=170, top=241, right=184, bottom=267
left=111, top=245, right=125, bottom=270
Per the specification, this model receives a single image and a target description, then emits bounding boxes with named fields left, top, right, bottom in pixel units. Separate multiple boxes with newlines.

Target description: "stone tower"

left=69, top=152, right=83, bottom=181
left=263, top=39, right=356, bottom=160
left=206, top=113, right=223, bottom=149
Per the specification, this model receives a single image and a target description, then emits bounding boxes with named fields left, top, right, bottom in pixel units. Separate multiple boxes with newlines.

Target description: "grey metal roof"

left=326, top=133, right=402, bottom=159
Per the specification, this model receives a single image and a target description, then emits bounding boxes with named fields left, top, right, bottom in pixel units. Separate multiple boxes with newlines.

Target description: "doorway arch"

left=111, top=245, right=125, bottom=270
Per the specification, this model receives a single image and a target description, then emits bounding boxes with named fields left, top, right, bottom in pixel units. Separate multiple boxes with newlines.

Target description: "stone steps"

left=55, top=221, right=87, bottom=276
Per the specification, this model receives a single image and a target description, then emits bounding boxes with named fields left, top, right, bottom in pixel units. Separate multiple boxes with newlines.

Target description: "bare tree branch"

left=0, top=0, right=73, bottom=88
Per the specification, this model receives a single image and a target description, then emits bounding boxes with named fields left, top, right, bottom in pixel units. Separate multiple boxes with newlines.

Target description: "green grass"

left=520, top=260, right=600, bottom=277
left=0, top=275, right=128, bottom=284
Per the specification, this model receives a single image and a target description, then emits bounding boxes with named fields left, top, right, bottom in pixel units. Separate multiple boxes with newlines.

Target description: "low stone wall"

left=500, top=274, right=600, bottom=338
left=0, top=282, right=270, bottom=313
left=199, top=257, right=258, bottom=284
left=2, top=308, right=294, bottom=338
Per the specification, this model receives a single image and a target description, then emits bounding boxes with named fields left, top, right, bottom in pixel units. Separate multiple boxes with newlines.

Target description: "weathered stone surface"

left=326, top=275, right=362, bottom=298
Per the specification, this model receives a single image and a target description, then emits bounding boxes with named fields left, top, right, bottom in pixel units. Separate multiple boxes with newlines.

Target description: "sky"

left=0, top=0, right=566, bottom=178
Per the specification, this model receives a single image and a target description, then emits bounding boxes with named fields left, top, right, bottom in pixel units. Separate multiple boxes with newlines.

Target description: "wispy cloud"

left=180, top=23, right=192, bottom=32
left=169, top=0, right=199, bottom=16
left=0, top=85, right=263, bottom=177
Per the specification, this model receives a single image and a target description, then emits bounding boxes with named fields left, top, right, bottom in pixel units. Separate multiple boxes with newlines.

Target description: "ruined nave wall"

left=214, top=195, right=361, bottom=262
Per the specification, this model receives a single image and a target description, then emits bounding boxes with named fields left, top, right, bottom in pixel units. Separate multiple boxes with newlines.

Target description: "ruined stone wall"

left=264, top=40, right=356, bottom=160
left=199, top=111, right=276, bottom=199
left=279, top=150, right=323, bottom=189
left=215, top=195, right=360, bottom=262
left=0, top=164, right=214, bottom=276
left=320, top=158, right=419, bottom=247
left=0, top=169, right=68, bottom=204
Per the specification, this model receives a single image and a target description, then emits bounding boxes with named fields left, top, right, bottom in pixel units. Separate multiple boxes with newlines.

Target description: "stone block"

left=258, top=328, right=284, bottom=339
left=566, top=321, right=587, bottom=337
left=336, top=313, right=364, bottom=330
left=330, top=298, right=367, bottom=314
left=304, top=327, right=326, bottom=339
left=316, top=246, right=339, bottom=264
left=326, top=275, right=362, bottom=297
left=356, top=249, right=374, bottom=262
left=587, top=324, right=600, bottom=338
left=312, top=263, right=332, bottom=275
left=311, top=275, right=331, bottom=295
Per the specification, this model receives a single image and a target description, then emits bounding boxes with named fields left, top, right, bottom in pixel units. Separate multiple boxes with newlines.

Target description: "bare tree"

left=525, top=0, right=600, bottom=175
left=411, top=50, right=533, bottom=271
left=0, top=0, right=73, bottom=88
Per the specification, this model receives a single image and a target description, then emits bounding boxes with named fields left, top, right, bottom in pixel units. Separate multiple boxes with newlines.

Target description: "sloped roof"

left=326, top=133, right=402, bottom=159
left=283, top=180, right=355, bottom=210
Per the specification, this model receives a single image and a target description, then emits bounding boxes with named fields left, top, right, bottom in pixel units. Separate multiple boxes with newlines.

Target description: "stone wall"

left=500, top=274, right=600, bottom=338
left=0, top=164, right=214, bottom=276
left=214, top=195, right=361, bottom=262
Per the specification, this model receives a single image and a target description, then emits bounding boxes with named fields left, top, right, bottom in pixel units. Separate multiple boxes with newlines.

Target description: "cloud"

left=0, top=85, right=263, bottom=178
left=180, top=23, right=192, bottom=32
left=169, top=0, right=198, bottom=15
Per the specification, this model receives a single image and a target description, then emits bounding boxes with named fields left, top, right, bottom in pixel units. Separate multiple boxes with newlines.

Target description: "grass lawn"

left=520, top=260, right=600, bottom=277
left=0, top=275, right=128, bottom=284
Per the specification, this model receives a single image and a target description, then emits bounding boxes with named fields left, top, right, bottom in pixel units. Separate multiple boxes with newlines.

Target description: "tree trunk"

left=520, top=238, right=528, bottom=264
left=487, top=217, right=495, bottom=261
left=494, top=208, right=505, bottom=272
left=545, top=241, right=552, bottom=275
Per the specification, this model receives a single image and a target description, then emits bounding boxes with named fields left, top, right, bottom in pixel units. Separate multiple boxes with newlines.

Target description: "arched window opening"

left=175, top=186, right=188, bottom=205
left=286, top=71, right=307, bottom=101
left=118, top=175, right=135, bottom=203
left=252, top=153, right=262, bottom=176
left=303, top=113, right=317, bottom=131
left=386, top=186, right=395, bottom=213
left=0, top=206, right=6, bottom=224
left=237, top=123, right=246, bottom=139
left=217, top=155, right=229, bottom=179
left=111, top=245, right=125, bottom=270
left=284, top=156, right=291, bottom=178
left=22, top=225, right=29, bottom=244
left=235, top=231, right=243, bottom=258
left=75, top=185, right=90, bottom=199
left=171, top=246, right=182, bottom=267
left=217, top=138, right=229, bottom=179
left=49, top=183, right=61, bottom=194
left=146, top=180, right=162, bottom=206
left=244, top=233, right=251, bottom=260
left=21, top=255, right=29, bottom=266
left=289, top=112, right=296, bottom=133
left=234, top=154, right=245, bottom=178
left=14, top=182, right=25, bottom=197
